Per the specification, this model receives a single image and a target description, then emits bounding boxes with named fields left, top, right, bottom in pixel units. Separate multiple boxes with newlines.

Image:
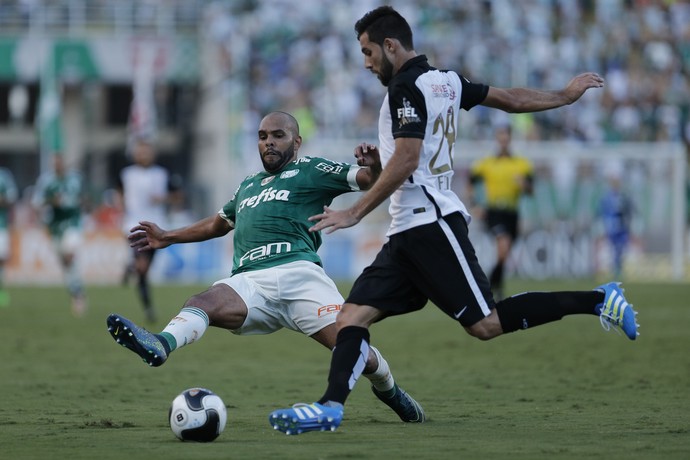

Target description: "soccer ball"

left=169, top=388, right=227, bottom=442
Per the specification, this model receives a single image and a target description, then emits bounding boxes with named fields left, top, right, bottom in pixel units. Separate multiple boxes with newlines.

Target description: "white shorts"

left=214, top=260, right=343, bottom=337
left=0, top=229, right=9, bottom=259
left=53, top=227, right=82, bottom=257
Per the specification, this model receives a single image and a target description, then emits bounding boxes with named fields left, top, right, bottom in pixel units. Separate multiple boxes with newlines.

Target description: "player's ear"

left=294, top=135, right=303, bottom=151
left=383, top=37, right=396, bottom=53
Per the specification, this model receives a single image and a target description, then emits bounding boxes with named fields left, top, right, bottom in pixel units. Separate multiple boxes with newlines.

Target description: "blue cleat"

left=595, top=282, right=639, bottom=340
left=106, top=314, right=168, bottom=366
left=269, top=402, right=343, bottom=435
left=372, top=384, right=426, bottom=423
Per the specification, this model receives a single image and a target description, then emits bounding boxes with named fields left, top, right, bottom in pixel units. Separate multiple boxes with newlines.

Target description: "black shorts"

left=485, top=208, right=519, bottom=240
left=131, top=246, right=156, bottom=261
left=345, top=212, right=495, bottom=327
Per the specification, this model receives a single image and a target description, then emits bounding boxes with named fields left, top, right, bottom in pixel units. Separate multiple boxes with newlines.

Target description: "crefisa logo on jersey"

left=397, top=97, right=421, bottom=128
left=238, top=186, right=290, bottom=212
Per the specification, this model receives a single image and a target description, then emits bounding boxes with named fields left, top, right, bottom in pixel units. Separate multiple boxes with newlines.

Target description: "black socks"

left=495, top=291, right=603, bottom=333
left=318, top=326, right=370, bottom=405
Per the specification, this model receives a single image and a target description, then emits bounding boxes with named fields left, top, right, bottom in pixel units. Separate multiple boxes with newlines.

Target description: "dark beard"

left=378, top=54, right=394, bottom=86
left=261, top=145, right=295, bottom=173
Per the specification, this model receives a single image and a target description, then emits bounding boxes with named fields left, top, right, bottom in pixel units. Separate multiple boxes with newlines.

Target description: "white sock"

left=363, top=346, right=395, bottom=392
left=160, top=307, right=209, bottom=351
left=65, top=263, right=83, bottom=297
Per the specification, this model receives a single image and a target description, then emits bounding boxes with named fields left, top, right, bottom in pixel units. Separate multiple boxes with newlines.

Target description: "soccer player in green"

left=107, top=111, right=425, bottom=424
left=0, top=167, right=18, bottom=307
left=32, top=154, right=87, bottom=316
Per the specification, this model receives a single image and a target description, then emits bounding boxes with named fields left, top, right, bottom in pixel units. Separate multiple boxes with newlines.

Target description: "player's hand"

left=354, top=143, right=380, bottom=168
left=564, top=72, right=604, bottom=103
left=308, top=206, right=360, bottom=234
left=128, top=221, right=170, bottom=251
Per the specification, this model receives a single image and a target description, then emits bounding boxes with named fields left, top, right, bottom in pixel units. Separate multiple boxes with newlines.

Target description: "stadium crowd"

left=204, top=0, right=690, bottom=144
left=2, top=0, right=688, bottom=144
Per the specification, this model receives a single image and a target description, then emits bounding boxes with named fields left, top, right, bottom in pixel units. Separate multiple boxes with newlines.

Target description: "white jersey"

left=378, top=55, right=488, bottom=236
left=120, top=164, right=169, bottom=231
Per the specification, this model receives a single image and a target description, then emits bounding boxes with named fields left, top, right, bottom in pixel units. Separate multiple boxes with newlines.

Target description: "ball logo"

left=172, top=409, right=188, bottom=427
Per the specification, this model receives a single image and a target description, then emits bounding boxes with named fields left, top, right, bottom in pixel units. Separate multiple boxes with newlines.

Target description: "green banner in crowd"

left=0, top=38, right=17, bottom=80
left=37, top=42, right=63, bottom=167
left=53, top=39, right=99, bottom=81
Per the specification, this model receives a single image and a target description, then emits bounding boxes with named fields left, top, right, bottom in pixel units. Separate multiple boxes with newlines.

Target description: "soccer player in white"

left=107, top=111, right=425, bottom=425
left=117, top=140, right=172, bottom=323
left=270, top=6, right=639, bottom=435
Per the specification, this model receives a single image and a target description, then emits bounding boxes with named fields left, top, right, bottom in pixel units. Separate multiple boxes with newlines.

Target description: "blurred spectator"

left=3, top=0, right=688, bottom=144
left=32, top=154, right=88, bottom=316
left=218, top=0, right=690, bottom=144
left=0, top=167, right=18, bottom=307
left=599, top=171, right=634, bottom=279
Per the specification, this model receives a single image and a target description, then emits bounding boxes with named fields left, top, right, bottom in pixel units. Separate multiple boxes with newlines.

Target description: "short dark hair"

left=354, top=6, right=414, bottom=51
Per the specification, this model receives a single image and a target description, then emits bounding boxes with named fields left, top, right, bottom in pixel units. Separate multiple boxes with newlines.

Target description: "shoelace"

left=599, top=311, right=623, bottom=335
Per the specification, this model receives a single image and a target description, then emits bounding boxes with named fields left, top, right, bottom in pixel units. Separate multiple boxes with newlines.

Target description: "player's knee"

left=334, top=312, right=355, bottom=331
left=363, top=347, right=378, bottom=374
left=183, top=294, right=212, bottom=313
left=335, top=303, right=377, bottom=330
left=184, top=288, right=222, bottom=314
left=465, top=317, right=501, bottom=341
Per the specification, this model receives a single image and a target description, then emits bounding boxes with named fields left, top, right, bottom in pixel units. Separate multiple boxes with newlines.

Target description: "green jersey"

left=33, top=170, right=83, bottom=237
left=0, top=168, right=18, bottom=229
left=219, top=156, right=361, bottom=274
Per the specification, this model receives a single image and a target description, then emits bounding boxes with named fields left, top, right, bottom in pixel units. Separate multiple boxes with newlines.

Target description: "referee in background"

left=469, top=125, right=533, bottom=300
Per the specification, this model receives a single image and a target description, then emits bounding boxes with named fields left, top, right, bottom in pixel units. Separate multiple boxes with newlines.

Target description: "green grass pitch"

left=1, top=280, right=689, bottom=459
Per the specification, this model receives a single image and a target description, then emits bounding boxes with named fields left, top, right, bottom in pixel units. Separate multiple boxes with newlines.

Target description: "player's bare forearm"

left=130, top=215, right=230, bottom=250
left=357, top=164, right=382, bottom=191
left=354, top=143, right=382, bottom=190
left=353, top=137, right=420, bottom=219
left=482, top=72, right=604, bottom=113
left=164, top=215, right=230, bottom=243
left=352, top=159, right=409, bottom=219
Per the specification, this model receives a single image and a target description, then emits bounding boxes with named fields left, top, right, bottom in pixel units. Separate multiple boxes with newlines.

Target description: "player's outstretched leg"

left=595, top=282, right=639, bottom=340
left=106, top=313, right=168, bottom=366
left=269, top=402, right=343, bottom=435
left=372, top=384, right=426, bottom=423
